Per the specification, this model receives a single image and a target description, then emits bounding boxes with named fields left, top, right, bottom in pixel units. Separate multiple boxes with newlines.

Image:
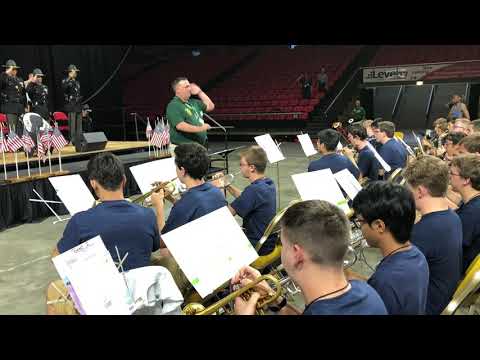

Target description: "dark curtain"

left=0, top=45, right=128, bottom=139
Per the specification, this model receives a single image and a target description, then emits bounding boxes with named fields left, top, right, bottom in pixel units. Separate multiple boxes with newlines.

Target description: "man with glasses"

left=223, top=146, right=277, bottom=255
left=453, top=118, right=473, bottom=136
left=348, top=182, right=429, bottom=315
left=450, top=155, right=480, bottom=274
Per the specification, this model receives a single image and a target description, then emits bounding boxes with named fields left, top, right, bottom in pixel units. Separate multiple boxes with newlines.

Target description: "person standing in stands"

left=62, top=64, right=82, bottom=145
left=308, top=129, right=360, bottom=179
left=317, top=67, right=328, bottom=93
left=351, top=99, right=366, bottom=122
left=296, top=72, right=312, bottom=99
left=0, top=59, right=27, bottom=134
left=166, top=77, right=214, bottom=154
left=450, top=155, right=480, bottom=274
left=404, top=156, right=463, bottom=315
left=448, top=94, right=470, bottom=120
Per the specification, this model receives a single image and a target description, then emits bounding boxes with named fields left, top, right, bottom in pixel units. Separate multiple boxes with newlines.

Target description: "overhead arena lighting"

left=192, top=49, right=201, bottom=57
left=416, top=81, right=424, bottom=86
left=288, top=45, right=297, bottom=49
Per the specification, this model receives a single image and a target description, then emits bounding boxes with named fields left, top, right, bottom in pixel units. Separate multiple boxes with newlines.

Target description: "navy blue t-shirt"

left=411, top=210, right=463, bottom=315
left=57, top=200, right=160, bottom=271
left=308, top=153, right=360, bottom=179
left=377, top=138, right=407, bottom=177
left=357, top=146, right=377, bottom=181
left=303, top=280, right=387, bottom=315
left=368, top=246, right=429, bottom=315
left=456, top=196, right=480, bottom=274
left=163, top=182, right=227, bottom=234
left=230, top=178, right=276, bottom=255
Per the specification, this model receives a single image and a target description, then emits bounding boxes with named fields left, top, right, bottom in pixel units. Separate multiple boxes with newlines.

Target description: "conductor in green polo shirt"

left=166, top=77, right=215, bottom=151
left=351, top=99, right=366, bottom=122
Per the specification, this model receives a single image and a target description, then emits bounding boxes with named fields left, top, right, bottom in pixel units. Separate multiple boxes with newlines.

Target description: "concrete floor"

left=0, top=141, right=469, bottom=315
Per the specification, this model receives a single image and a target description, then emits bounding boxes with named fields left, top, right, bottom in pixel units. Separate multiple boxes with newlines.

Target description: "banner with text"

left=363, top=63, right=451, bottom=83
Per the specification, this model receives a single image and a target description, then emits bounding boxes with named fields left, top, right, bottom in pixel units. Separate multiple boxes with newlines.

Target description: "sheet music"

left=297, top=134, right=317, bottom=157
left=336, top=141, right=343, bottom=152
left=395, top=136, right=415, bottom=156
left=291, top=169, right=350, bottom=214
left=412, top=131, right=425, bottom=154
left=161, top=207, right=259, bottom=298
left=130, top=158, right=178, bottom=195
left=366, top=141, right=392, bottom=172
left=52, top=236, right=134, bottom=315
left=254, top=134, right=285, bottom=163
left=49, top=174, right=95, bottom=216
left=334, top=169, right=363, bottom=201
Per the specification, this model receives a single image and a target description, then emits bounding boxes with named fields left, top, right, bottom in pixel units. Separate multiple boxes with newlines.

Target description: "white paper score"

left=297, top=134, right=317, bottom=157
left=366, top=141, right=392, bottom=173
left=334, top=169, right=362, bottom=201
left=161, top=207, right=259, bottom=298
left=52, top=236, right=134, bottom=315
left=254, top=134, right=285, bottom=163
left=49, top=174, right=95, bottom=216
left=130, top=158, right=177, bottom=195
left=291, top=169, right=350, bottom=214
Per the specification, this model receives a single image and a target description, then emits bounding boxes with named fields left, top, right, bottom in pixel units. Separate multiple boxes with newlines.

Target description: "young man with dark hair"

left=344, top=124, right=377, bottom=181
left=373, top=121, right=407, bottom=178
left=151, top=142, right=227, bottom=236
left=166, top=77, right=214, bottom=149
left=52, top=152, right=160, bottom=271
left=232, top=200, right=387, bottom=315
left=350, top=182, right=429, bottom=315
left=450, top=155, right=480, bottom=274
left=223, top=146, right=277, bottom=255
left=308, top=129, right=360, bottom=179
left=458, top=134, right=480, bottom=155
left=444, top=132, right=466, bottom=163
left=404, top=155, right=463, bottom=315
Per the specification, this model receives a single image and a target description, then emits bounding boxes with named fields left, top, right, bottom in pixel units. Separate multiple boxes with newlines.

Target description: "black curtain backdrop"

left=0, top=45, right=128, bottom=139
left=0, top=157, right=145, bottom=231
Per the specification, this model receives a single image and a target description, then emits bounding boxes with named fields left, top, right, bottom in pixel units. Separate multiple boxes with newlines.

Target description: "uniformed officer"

left=0, top=59, right=27, bottom=134
left=26, top=68, right=50, bottom=120
left=61, top=64, right=82, bottom=145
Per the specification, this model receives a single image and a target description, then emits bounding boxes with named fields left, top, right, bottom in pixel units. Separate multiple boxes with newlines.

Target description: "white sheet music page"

left=161, top=207, right=259, bottom=298
left=49, top=174, right=95, bottom=216
left=334, top=169, right=363, bottom=201
left=365, top=141, right=392, bottom=172
left=130, top=158, right=178, bottom=194
left=297, top=134, right=317, bottom=157
left=52, top=236, right=134, bottom=315
left=254, top=134, right=285, bottom=163
left=291, top=169, right=350, bottom=214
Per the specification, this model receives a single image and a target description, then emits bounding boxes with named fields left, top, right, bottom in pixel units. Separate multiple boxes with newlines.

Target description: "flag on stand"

left=22, top=132, right=36, bottom=153
left=40, top=130, right=52, bottom=151
left=0, top=131, right=8, bottom=152
left=6, top=129, right=24, bottom=152
left=51, top=125, right=68, bottom=151
left=146, top=119, right=153, bottom=140
left=151, top=123, right=163, bottom=148
left=160, top=121, right=170, bottom=146
left=37, top=132, right=47, bottom=162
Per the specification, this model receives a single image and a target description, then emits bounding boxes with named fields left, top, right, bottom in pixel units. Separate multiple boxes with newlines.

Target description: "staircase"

left=306, top=45, right=380, bottom=135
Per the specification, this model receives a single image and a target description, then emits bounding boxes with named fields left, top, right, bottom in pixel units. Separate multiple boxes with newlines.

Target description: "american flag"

left=51, top=125, right=68, bottom=151
left=37, top=132, right=47, bottom=162
left=160, top=121, right=170, bottom=146
left=6, top=129, right=24, bottom=152
left=22, top=132, right=35, bottom=153
left=0, top=131, right=8, bottom=153
left=40, top=130, right=52, bottom=151
left=150, top=123, right=163, bottom=148
left=146, top=118, right=153, bottom=140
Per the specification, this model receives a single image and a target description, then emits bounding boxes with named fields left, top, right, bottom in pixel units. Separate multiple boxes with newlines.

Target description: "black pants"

left=68, top=112, right=82, bottom=144
left=6, top=114, right=20, bottom=134
left=302, top=85, right=312, bottom=99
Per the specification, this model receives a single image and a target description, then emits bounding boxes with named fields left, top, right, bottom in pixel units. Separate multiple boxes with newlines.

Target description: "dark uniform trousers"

left=68, top=112, right=82, bottom=144
left=6, top=114, right=19, bottom=133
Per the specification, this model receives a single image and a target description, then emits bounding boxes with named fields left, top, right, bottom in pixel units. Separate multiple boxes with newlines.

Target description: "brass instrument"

left=209, top=170, right=241, bottom=189
left=182, top=274, right=282, bottom=315
left=132, top=178, right=178, bottom=205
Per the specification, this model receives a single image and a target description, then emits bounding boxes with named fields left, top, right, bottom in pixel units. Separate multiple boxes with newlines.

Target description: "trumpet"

left=182, top=274, right=282, bottom=315
left=132, top=178, right=178, bottom=205
left=209, top=170, right=241, bottom=189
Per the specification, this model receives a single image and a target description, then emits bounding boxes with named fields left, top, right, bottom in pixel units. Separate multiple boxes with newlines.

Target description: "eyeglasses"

left=449, top=170, right=461, bottom=177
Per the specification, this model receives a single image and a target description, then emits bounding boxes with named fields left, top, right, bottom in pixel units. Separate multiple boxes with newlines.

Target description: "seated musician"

left=232, top=200, right=388, bottom=315
left=52, top=153, right=161, bottom=271
left=433, top=117, right=449, bottom=148
left=348, top=182, right=429, bottom=315
left=472, top=119, right=480, bottom=134
left=151, top=142, right=227, bottom=236
left=343, top=123, right=377, bottom=182
left=223, top=146, right=277, bottom=256
left=453, top=118, right=473, bottom=136
left=403, top=155, right=463, bottom=315
left=443, top=132, right=466, bottom=164
left=458, top=133, right=480, bottom=155
left=308, top=129, right=360, bottom=179
left=450, top=155, right=480, bottom=274
left=373, top=121, right=407, bottom=178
